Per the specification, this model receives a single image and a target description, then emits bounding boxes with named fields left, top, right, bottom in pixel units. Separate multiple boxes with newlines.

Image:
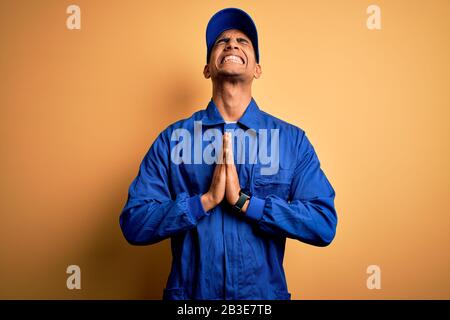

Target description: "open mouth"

left=221, top=55, right=245, bottom=65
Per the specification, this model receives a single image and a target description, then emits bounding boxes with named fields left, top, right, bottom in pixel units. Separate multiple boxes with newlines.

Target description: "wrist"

left=241, top=198, right=250, bottom=213
left=201, top=192, right=217, bottom=212
left=232, top=188, right=251, bottom=213
left=229, top=192, right=240, bottom=206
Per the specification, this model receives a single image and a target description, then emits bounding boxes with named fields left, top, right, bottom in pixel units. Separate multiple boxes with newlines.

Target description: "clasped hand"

left=200, top=132, right=249, bottom=213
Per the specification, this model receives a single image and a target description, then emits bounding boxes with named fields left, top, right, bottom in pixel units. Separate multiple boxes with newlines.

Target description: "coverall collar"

left=202, top=97, right=263, bottom=130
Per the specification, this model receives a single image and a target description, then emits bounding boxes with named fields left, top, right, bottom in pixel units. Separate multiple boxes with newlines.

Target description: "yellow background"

left=1, top=0, right=449, bottom=299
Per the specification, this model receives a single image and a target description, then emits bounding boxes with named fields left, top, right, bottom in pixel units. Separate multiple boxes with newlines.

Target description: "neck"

left=211, top=80, right=252, bottom=121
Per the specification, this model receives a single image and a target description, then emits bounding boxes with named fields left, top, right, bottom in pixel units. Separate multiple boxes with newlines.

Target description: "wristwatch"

left=233, top=188, right=251, bottom=213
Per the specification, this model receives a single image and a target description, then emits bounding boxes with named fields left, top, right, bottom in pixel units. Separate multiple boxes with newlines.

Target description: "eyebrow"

left=215, top=37, right=250, bottom=44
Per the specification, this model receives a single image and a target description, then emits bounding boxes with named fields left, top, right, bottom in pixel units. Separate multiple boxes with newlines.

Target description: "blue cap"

left=206, top=8, right=259, bottom=63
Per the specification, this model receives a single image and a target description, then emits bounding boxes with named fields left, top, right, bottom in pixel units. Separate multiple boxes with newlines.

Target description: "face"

left=204, top=29, right=262, bottom=82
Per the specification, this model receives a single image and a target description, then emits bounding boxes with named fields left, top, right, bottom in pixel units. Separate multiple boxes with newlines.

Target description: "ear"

left=203, top=65, right=211, bottom=79
left=253, top=64, right=262, bottom=79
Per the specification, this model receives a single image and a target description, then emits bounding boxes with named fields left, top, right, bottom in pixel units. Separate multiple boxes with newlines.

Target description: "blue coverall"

left=120, top=98, right=337, bottom=299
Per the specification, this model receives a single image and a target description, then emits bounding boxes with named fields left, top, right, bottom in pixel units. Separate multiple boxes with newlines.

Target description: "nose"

left=225, top=38, right=239, bottom=50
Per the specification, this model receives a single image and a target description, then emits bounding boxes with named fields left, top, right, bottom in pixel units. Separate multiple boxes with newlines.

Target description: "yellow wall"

left=0, top=0, right=449, bottom=299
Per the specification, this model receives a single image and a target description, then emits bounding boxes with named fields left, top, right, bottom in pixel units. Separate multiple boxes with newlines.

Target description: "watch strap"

left=233, top=189, right=250, bottom=212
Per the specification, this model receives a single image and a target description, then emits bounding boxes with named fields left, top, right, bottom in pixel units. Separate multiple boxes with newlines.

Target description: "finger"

left=222, top=132, right=227, bottom=163
left=224, top=132, right=234, bottom=165
left=218, top=132, right=228, bottom=164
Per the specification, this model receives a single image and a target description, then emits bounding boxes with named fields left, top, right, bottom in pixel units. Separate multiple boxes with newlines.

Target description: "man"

left=120, top=8, right=337, bottom=300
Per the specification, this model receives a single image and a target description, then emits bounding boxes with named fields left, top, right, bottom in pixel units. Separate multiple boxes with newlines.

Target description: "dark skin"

left=200, top=29, right=262, bottom=213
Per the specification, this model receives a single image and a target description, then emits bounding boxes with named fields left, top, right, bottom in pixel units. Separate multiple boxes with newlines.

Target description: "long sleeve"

left=245, top=132, right=338, bottom=247
left=119, top=131, right=209, bottom=245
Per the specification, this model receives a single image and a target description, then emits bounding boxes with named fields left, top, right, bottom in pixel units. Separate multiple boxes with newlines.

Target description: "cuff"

left=245, top=196, right=265, bottom=222
left=187, top=194, right=209, bottom=222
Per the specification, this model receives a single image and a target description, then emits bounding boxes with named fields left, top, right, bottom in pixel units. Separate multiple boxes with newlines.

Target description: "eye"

left=237, top=38, right=249, bottom=44
left=215, top=38, right=227, bottom=45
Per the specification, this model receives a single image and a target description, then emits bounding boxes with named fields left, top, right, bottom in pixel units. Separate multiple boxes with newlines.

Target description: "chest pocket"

left=251, top=165, right=294, bottom=201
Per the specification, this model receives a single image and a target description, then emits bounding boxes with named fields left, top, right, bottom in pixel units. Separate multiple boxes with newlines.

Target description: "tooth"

left=222, top=55, right=243, bottom=64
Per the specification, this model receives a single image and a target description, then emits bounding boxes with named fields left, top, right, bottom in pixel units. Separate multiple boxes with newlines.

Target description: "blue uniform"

left=120, top=98, right=337, bottom=300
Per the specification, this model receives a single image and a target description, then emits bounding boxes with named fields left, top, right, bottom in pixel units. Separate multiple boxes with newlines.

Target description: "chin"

left=217, top=71, right=245, bottom=79
left=217, top=67, right=245, bottom=75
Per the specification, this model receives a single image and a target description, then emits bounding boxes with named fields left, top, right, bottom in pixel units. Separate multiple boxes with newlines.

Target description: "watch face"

left=240, top=188, right=252, bottom=197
